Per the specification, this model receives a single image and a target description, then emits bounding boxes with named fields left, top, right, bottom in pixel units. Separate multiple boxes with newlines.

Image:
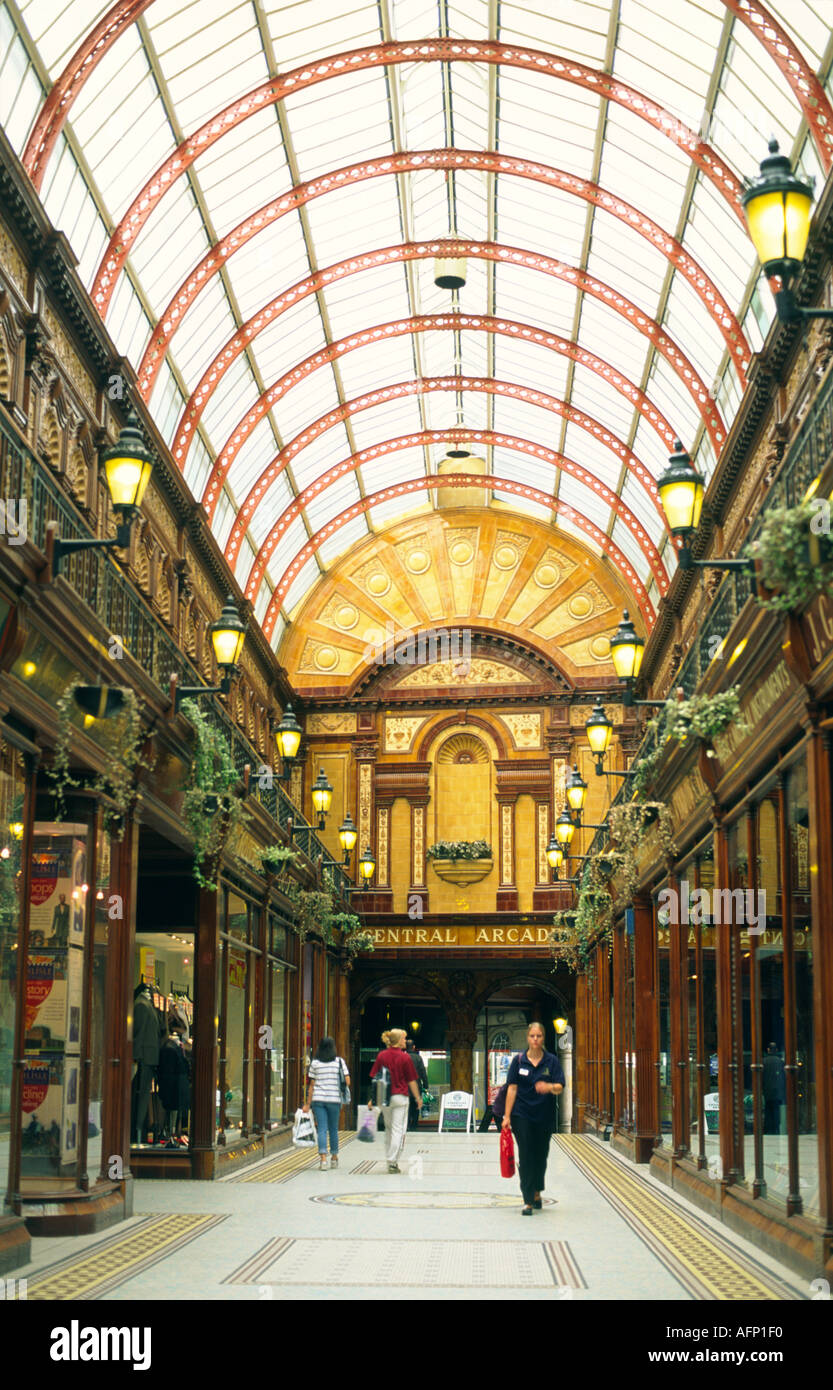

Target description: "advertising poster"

left=29, top=835, right=87, bottom=946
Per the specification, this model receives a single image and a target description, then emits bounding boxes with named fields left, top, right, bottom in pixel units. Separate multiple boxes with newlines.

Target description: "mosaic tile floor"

left=7, top=1132, right=812, bottom=1301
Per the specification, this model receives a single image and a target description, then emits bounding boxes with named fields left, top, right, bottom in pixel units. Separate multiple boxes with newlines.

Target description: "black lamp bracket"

left=775, top=287, right=833, bottom=326
left=169, top=670, right=232, bottom=711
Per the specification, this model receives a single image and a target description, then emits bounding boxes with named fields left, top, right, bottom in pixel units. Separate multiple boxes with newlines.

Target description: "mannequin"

left=131, top=982, right=161, bottom=1145
left=158, top=1021, right=190, bottom=1146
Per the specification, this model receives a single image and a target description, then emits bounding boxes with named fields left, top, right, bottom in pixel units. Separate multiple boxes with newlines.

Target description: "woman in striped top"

left=304, top=1037, right=350, bottom=1169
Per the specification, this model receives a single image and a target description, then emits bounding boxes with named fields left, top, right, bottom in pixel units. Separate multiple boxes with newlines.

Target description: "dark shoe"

left=532, top=1198, right=543, bottom=1209
left=522, top=1205, right=533, bottom=1216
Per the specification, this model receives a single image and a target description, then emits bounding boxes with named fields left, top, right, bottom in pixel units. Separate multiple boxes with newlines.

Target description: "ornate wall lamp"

left=172, top=595, right=247, bottom=709
left=608, top=612, right=663, bottom=710
left=658, top=442, right=755, bottom=576
left=743, top=140, right=833, bottom=327
left=338, top=812, right=358, bottom=865
left=273, top=704, right=302, bottom=782
left=49, top=408, right=153, bottom=575
left=310, top=767, right=333, bottom=830
left=585, top=700, right=635, bottom=780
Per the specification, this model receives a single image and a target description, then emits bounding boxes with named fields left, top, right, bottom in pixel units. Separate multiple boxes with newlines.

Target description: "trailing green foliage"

left=750, top=500, right=833, bottom=614
left=257, top=844, right=298, bottom=881
left=180, top=698, right=248, bottom=890
left=425, top=839, right=492, bottom=860
left=608, top=800, right=677, bottom=896
left=331, top=910, right=376, bottom=960
left=47, top=683, right=154, bottom=837
left=631, top=688, right=746, bottom=796
left=285, top=883, right=336, bottom=944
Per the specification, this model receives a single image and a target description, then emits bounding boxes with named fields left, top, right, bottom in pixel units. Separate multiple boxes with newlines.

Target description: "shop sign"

left=372, top=924, right=553, bottom=947
left=802, top=590, right=833, bottom=669
left=657, top=926, right=807, bottom=949
left=712, top=660, right=795, bottom=764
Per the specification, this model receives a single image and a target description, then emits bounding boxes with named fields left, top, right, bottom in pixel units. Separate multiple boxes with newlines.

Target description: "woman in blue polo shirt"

left=502, top=1022, right=564, bottom=1214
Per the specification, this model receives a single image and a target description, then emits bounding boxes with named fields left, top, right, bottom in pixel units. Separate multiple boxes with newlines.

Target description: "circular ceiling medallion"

left=568, top=593, right=593, bottom=619
left=366, top=571, right=391, bottom=596
left=534, top=563, right=559, bottom=588
left=449, top=539, right=474, bottom=565
left=314, top=645, right=338, bottom=671
left=493, top=544, right=518, bottom=570
left=590, top=634, right=611, bottom=660
left=406, top=548, right=430, bottom=574
left=335, top=603, right=359, bottom=631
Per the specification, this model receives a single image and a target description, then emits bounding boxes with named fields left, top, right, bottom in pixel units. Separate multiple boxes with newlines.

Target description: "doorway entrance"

left=358, top=982, right=449, bottom=1126
left=474, top=983, right=572, bottom=1131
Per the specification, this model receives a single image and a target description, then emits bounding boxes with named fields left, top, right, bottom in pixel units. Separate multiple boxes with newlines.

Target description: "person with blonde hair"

left=368, top=1027, right=422, bottom=1172
left=502, top=1021, right=564, bottom=1215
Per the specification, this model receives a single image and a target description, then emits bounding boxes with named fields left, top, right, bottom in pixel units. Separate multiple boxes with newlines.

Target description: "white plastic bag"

left=356, top=1104, right=378, bottom=1143
left=292, top=1107, right=317, bottom=1148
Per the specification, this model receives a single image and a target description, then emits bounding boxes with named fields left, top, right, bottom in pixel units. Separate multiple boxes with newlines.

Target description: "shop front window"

left=132, top=931, right=194, bottom=1147
left=219, top=890, right=259, bottom=1138
left=0, top=746, right=26, bottom=1191
left=656, top=891, right=671, bottom=1142
left=698, top=846, right=719, bottom=1175
left=266, top=957, right=287, bottom=1127
left=787, top=760, right=817, bottom=1217
left=22, top=817, right=90, bottom=1187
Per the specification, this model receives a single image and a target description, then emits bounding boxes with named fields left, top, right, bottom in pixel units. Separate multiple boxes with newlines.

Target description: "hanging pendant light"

left=434, top=239, right=467, bottom=290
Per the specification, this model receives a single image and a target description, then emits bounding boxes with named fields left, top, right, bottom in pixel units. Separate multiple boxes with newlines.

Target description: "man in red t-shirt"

left=369, top=1028, right=422, bottom=1171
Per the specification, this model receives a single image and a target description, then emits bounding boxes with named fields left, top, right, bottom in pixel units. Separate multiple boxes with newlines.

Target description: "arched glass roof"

left=1, top=0, right=831, bottom=648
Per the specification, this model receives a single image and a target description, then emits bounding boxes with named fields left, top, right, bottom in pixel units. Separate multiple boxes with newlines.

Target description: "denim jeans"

left=311, top=1101, right=341, bottom=1156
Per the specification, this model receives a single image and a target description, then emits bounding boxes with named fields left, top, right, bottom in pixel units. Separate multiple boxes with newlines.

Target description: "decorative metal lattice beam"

left=244, top=428, right=670, bottom=606
left=203, top=313, right=683, bottom=521
left=167, top=237, right=726, bottom=469
left=91, top=39, right=748, bottom=315
left=224, top=375, right=668, bottom=566
left=22, top=0, right=156, bottom=190
left=259, top=470, right=656, bottom=640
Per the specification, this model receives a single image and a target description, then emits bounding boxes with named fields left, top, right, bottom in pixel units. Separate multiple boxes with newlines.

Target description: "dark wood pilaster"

left=190, top=885, right=220, bottom=1179
left=100, top=809, right=138, bottom=1192
left=668, top=870, right=687, bottom=1157
left=805, top=725, right=833, bottom=1257
left=714, top=820, right=741, bottom=1188
left=612, top=923, right=625, bottom=1133
left=633, top=893, right=658, bottom=1162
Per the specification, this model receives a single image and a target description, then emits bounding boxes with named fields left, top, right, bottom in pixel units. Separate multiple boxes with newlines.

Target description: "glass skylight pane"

left=318, top=515, right=371, bottom=568
left=367, top=496, right=433, bottom=530
left=264, top=0, right=380, bottom=68
left=492, top=454, right=555, bottom=496
left=304, top=474, right=363, bottom=533
left=558, top=475, right=612, bottom=531
left=492, top=492, right=553, bottom=524
left=284, top=558, right=323, bottom=619
left=612, top=516, right=652, bottom=582
left=498, top=1, right=608, bottom=64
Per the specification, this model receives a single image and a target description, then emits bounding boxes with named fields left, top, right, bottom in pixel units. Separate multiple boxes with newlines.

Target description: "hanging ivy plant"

left=285, top=882, right=336, bottom=945
left=180, top=698, right=248, bottom=890
left=331, top=910, right=376, bottom=962
left=425, top=839, right=492, bottom=860
left=47, top=683, right=154, bottom=837
left=257, top=844, right=298, bottom=889
left=750, top=500, right=833, bottom=614
left=631, top=687, right=746, bottom=796
left=608, top=800, right=677, bottom=897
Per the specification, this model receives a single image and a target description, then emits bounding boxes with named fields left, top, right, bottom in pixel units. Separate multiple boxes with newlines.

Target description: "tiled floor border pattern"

left=222, top=1234, right=587, bottom=1289
left=557, top=1135, right=801, bottom=1300
left=18, top=1214, right=228, bottom=1301
left=227, top=1134, right=357, bottom=1183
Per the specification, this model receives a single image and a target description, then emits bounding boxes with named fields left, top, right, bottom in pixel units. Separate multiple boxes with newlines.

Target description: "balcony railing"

left=0, top=412, right=350, bottom=901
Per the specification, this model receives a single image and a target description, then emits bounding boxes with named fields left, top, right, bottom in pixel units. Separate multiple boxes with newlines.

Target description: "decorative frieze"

left=497, top=711, right=542, bottom=748
left=411, top=804, right=425, bottom=887
left=537, top=802, right=549, bottom=886
left=384, top=715, right=427, bottom=752
left=500, top=802, right=514, bottom=886
left=376, top=806, right=390, bottom=887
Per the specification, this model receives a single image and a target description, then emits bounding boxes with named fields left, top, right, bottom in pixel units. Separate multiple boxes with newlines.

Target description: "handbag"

left=338, top=1059, right=351, bottom=1106
left=500, top=1124, right=516, bottom=1179
left=291, top=1107, right=317, bottom=1148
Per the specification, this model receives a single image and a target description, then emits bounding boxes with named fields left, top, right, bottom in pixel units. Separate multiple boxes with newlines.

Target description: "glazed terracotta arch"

left=22, top=3, right=833, bottom=204
left=347, top=636, right=575, bottom=706
left=207, top=313, right=681, bottom=525
left=260, top=472, right=656, bottom=641
left=224, top=376, right=668, bottom=566
left=90, top=38, right=749, bottom=316
left=168, top=236, right=727, bottom=474
left=147, top=150, right=751, bottom=412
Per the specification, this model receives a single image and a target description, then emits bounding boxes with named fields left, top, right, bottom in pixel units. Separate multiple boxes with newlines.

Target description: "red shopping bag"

left=500, top=1125, right=515, bottom=1178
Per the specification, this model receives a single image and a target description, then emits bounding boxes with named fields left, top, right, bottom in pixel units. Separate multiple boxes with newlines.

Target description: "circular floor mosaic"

left=310, top=1191, right=557, bottom=1209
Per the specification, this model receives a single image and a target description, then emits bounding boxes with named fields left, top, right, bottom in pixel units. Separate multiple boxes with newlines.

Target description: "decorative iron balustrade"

left=0, top=412, right=349, bottom=900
